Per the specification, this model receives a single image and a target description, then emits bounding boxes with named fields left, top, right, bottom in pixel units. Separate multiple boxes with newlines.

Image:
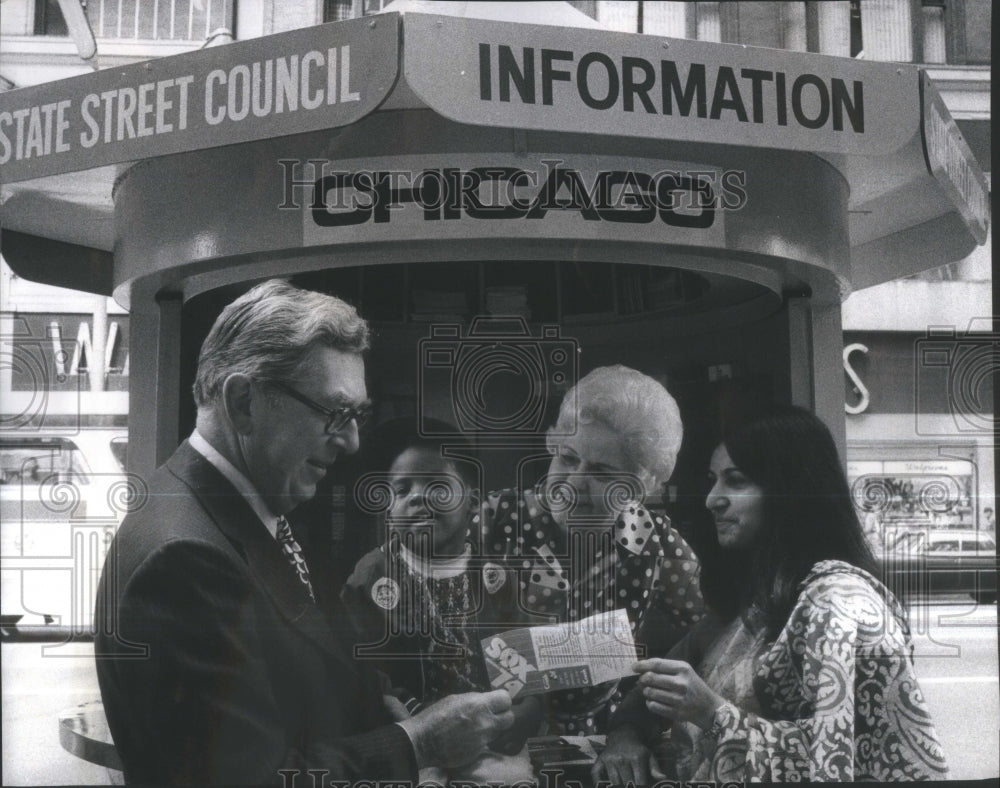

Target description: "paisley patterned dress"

left=660, top=560, right=948, bottom=781
left=480, top=486, right=704, bottom=734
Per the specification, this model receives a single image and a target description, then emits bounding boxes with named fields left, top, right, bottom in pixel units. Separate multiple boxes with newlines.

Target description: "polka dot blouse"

left=479, top=486, right=705, bottom=733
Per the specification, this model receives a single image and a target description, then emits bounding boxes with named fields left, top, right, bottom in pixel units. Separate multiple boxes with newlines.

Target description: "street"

left=1, top=597, right=997, bottom=784
left=906, top=596, right=999, bottom=781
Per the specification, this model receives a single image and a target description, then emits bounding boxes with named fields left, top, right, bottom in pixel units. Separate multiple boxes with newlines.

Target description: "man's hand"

left=633, top=659, right=724, bottom=729
left=397, top=690, right=515, bottom=769
left=489, top=695, right=543, bottom=755
left=592, top=725, right=651, bottom=786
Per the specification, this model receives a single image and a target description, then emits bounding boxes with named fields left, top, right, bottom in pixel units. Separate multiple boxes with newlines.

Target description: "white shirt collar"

left=397, top=541, right=472, bottom=579
left=188, top=430, right=281, bottom=539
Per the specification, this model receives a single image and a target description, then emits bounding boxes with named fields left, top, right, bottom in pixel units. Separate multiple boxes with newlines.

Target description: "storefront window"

left=849, top=459, right=977, bottom=550
left=0, top=439, right=90, bottom=485
left=323, top=0, right=386, bottom=23
left=34, top=0, right=235, bottom=41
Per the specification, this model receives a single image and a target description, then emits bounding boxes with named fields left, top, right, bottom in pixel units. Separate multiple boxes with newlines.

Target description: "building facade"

left=0, top=2, right=991, bottom=783
left=2, top=0, right=991, bottom=546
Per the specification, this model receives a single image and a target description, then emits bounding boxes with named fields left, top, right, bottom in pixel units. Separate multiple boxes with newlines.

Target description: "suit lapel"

left=166, top=442, right=342, bottom=659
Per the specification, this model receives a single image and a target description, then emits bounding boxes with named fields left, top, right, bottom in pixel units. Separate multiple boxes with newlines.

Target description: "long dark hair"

left=698, top=406, right=878, bottom=639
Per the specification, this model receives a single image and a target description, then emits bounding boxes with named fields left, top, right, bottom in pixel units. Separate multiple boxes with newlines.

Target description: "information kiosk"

left=1, top=2, right=989, bottom=556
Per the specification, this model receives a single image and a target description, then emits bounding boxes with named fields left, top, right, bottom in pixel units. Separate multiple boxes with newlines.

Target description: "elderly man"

left=95, top=280, right=512, bottom=784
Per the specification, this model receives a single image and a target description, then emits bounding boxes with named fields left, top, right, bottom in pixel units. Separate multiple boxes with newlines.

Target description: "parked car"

left=880, top=529, right=998, bottom=604
left=1, top=430, right=129, bottom=631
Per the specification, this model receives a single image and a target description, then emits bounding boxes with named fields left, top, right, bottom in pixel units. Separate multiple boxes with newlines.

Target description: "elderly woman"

left=481, top=365, right=703, bottom=736
left=595, top=406, right=948, bottom=783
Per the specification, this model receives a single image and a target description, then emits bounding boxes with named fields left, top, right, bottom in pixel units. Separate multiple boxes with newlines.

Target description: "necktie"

left=276, top=516, right=315, bottom=602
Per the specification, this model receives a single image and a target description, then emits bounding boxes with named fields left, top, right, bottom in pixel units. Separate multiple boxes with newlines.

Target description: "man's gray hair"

left=551, top=365, right=683, bottom=488
left=192, top=279, right=370, bottom=408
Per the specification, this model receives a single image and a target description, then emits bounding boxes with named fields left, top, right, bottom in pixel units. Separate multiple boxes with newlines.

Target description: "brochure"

left=481, top=608, right=637, bottom=699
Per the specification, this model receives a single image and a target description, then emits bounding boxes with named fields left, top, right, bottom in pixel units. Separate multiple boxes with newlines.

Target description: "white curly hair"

left=548, top=364, right=683, bottom=492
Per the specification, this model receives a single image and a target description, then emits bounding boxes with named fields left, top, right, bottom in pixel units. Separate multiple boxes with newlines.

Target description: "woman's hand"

left=382, top=693, right=412, bottom=722
left=633, top=659, right=725, bottom=730
left=591, top=725, right=651, bottom=786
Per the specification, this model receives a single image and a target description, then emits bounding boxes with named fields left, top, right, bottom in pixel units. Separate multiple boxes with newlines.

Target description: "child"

left=341, top=420, right=539, bottom=752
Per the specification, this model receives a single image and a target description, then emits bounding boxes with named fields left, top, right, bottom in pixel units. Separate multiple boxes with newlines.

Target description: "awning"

left=0, top=3, right=989, bottom=297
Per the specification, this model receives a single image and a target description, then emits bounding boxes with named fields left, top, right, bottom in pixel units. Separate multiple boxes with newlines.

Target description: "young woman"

left=595, top=406, right=948, bottom=783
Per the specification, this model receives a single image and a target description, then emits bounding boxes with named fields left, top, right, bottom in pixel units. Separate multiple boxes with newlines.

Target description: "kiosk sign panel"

left=300, top=154, right=730, bottom=247
left=920, top=73, right=990, bottom=244
left=0, top=15, right=400, bottom=183
left=404, top=14, right=919, bottom=157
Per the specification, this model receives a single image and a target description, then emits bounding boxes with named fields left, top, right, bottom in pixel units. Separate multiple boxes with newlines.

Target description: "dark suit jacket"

left=94, top=441, right=417, bottom=785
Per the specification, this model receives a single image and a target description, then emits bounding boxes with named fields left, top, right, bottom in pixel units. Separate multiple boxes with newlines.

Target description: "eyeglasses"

left=269, top=381, right=372, bottom=434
